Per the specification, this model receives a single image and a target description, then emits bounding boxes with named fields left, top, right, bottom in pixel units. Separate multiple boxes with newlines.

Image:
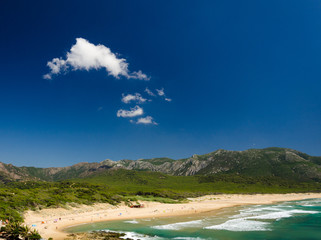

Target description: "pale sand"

left=23, top=193, right=321, bottom=240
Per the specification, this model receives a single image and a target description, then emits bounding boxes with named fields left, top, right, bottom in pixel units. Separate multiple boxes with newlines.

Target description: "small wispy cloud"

left=44, top=37, right=149, bottom=80
left=121, top=93, right=147, bottom=104
left=155, top=87, right=171, bottom=102
left=145, top=87, right=156, bottom=96
left=117, top=105, right=143, bottom=118
left=97, top=106, right=103, bottom=111
left=135, top=116, right=158, bottom=125
left=156, top=88, right=165, bottom=96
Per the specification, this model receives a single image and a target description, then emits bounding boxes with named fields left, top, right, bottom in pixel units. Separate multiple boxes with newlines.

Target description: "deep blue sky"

left=1, top=0, right=321, bottom=167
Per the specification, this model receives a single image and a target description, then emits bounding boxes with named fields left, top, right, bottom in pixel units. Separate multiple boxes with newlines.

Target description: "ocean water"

left=66, top=198, right=321, bottom=240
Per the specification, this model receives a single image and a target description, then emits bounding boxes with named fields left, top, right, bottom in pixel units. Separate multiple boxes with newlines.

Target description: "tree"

left=20, top=225, right=31, bottom=239
left=2, top=221, right=21, bottom=239
left=26, top=229, right=42, bottom=240
left=0, top=222, right=42, bottom=240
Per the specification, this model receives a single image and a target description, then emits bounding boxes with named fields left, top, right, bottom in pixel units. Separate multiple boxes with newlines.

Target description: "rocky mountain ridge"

left=1, top=147, right=321, bottom=182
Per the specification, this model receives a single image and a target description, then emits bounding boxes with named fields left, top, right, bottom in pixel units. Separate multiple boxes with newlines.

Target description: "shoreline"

left=23, top=193, right=321, bottom=240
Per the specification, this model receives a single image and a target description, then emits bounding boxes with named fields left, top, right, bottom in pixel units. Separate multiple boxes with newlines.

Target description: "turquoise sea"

left=66, top=198, right=321, bottom=240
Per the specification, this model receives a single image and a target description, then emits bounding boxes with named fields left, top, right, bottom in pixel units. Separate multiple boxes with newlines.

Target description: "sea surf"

left=66, top=198, right=321, bottom=240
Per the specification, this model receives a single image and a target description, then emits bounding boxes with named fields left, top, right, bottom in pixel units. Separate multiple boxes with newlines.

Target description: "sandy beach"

left=23, top=193, right=321, bottom=240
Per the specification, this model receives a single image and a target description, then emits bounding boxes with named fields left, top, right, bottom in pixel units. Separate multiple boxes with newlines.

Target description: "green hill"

left=1, top=147, right=321, bottom=222
left=1, top=147, right=321, bottom=182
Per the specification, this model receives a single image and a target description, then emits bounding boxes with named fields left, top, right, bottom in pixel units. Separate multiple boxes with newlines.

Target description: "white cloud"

left=117, top=105, right=143, bottom=118
left=47, top=58, right=67, bottom=74
left=156, top=88, right=172, bottom=102
left=136, top=116, right=158, bottom=125
left=156, top=88, right=165, bottom=96
left=131, top=70, right=150, bottom=80
left=145, top=87, right=155, bottom=96
left=44, top=38, right=149, bottom=80
left=43, top=74, right=52, bottom=80
left=121, top=93, right=147, bottom=104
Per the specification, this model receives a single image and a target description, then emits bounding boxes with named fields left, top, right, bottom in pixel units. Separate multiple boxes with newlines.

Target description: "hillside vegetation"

left=1, top=147, right=321, bottom=182
left=0, top=148, right=321, bottom=222
left=1, top=169, right=321, bottom=222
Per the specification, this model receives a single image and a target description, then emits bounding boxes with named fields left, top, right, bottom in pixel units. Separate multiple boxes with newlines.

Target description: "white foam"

left=102, top=229, right=160, bottom=240
left=247, top=209, right=319, bottom=220
left=174, top=237, right=206, bottom=240
left=205, top=204, right=320, bottom=232
left=204, top=219, right=269, bottom=232
left=299, top=199, right=321, bottom=206
left=232, top=204, right=319, bottom=220
left=240, top=206, right=284, bottom=213
left=120, top=231, right=160, bottom=240
left=232, top=206, right=284, bottom=218
left=124, top=220, right=139, bottom=224
left=152, top=220, right=203, bottom=230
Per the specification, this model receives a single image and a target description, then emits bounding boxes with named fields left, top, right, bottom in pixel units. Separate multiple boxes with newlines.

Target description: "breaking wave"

left=204, top=218, right=269, bottom=231
left=152, top=220, right=203, bottom=230
left=124, top=220, right=139, bottom=224
left=102, top=229, right=161, bottom=240
left=204, top=201, right=319, bottom=232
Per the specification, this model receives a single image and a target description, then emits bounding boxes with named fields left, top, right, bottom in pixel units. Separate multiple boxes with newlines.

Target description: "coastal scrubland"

left=1, top=147, right=321, bottom=240
left=1, top=168, right=321, bottom=223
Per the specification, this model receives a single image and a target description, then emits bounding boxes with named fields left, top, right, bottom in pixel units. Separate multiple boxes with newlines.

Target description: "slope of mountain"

left=0, top=148, right=321, bottom=182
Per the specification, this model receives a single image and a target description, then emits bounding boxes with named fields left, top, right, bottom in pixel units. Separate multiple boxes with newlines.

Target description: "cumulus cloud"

left=121, top=93, right=147, bottom=104
left=136, top=116, right=158, bottom=125
left=117, top=105, right=143, bottom=118
left=44, top=38, right=149, bottom=80
left=145, top=87, right=155, bottom=96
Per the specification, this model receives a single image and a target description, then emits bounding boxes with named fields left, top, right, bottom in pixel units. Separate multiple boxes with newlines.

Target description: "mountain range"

left=1, top=147, right=321, bottom=183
